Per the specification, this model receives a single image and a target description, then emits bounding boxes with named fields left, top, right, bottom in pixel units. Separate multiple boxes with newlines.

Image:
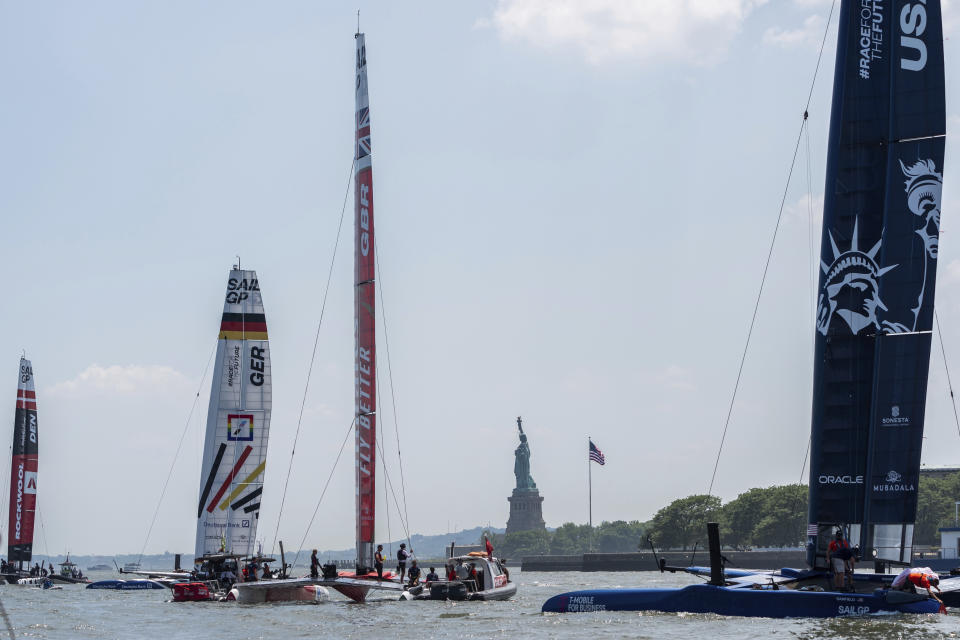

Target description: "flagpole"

left=588, top=437, right=592, bottom=530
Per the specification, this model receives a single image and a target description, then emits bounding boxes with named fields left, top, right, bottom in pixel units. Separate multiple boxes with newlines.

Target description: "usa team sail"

left=354, top=30, right=377, bottom=576
left=807, top=0, right=946, bottom=567
left=195, top=269, right=272, bottom=559
left=8, top=357, right=38, bottom=570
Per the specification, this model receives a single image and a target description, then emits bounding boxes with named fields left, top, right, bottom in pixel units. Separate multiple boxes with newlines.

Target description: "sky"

left=1, top=0, right=959, bottom=556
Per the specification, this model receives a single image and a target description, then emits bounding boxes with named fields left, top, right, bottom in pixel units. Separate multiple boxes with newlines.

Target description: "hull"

left=541, top=584, right=941, bottom=617
left=87, top=579, right=168, bottom=590
left=230, top=583, right=328, bottom=604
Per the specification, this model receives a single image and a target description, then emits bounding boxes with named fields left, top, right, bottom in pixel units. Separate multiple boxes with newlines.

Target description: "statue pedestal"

left=506, top=488, right=545, bottom=535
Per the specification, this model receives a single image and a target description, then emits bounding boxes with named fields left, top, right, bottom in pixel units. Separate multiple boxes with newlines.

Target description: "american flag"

left=807, top=523, right=818, bottom=537
left=589, top=440, right=605, bottom=465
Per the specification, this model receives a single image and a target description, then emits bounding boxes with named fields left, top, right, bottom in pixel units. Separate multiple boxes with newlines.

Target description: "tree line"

left=485, top=474, right=960, bottom=558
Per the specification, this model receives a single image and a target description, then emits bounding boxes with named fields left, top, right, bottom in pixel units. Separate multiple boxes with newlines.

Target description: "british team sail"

left=354, top=31, right=377, bottom=575
left=8, top=358, right=38, bottom=570
left=808, top=0, right=945, bottom=567
left=195, top=269, right=272, bottom=559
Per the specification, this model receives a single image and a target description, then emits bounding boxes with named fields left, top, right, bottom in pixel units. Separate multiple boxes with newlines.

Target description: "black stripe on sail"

left=230, top=487, right=263, bottom=511
left=221, top=313, right=266, bottom=323
left=243, top=502, right=260, bottom=514
left=197, top=443, right=227, bottom=518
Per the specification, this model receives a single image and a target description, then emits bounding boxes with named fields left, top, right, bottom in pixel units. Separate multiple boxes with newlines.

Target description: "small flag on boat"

left=589, top=440, right=605, bottom=465
left=807, top=524, right=818, bottom=537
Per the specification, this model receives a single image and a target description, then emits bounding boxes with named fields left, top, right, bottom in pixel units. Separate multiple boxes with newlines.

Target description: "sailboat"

left=543, top=0, right=948, bottom=618
left=231, top=31, right=406, bottom=604
left=3, top=357, right=39, bottom=584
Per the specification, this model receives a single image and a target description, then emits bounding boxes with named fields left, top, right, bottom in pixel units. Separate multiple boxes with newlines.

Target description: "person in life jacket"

left=374, top=545, right=385, bottom=581
left=893, top=567, right=943, bottom=604
left=826, top=530, right=854, bottom=590
left=397, top=543, right=411, bottom=584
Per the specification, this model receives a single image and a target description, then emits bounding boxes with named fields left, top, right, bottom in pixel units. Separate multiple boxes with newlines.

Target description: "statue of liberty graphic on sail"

left=815, top=157, right=942, bottom=336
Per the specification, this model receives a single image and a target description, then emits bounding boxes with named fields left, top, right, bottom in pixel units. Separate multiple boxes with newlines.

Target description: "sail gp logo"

left=859, top=1, right=884, bottom=79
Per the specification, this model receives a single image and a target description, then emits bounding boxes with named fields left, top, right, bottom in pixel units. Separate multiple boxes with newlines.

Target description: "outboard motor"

left=321, top=563, right=338, bottom=579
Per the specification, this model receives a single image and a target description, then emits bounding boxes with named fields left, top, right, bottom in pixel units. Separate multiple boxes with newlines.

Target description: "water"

left=3, top=570, right=960, bottom=639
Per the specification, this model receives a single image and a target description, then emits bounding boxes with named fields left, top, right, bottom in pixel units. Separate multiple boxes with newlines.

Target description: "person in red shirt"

left=826, top=530, right=854, bottom=590
left=485, top=535, right=494, bottom=559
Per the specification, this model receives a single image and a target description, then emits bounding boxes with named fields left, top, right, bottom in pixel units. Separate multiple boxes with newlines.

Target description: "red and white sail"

left=354, top=31, right=377, bottom=573
left=195, top=269, right=272, bottom=558
left=8, top=358, right=38, bottom=568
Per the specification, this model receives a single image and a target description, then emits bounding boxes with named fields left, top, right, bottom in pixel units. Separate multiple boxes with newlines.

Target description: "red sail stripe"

left=16, top=401, right=36, bottom=410
left=17, top=390, right=36, bottom=399
left=206, top=446, right=253, bottom=513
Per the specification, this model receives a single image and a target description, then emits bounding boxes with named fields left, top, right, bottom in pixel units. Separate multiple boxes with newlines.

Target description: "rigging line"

left=290, top=418, right=355, bottom=572
left=271, top=157, right=355, bottom=556
left=373, top=240, right=413, bottom=548
left=376, top=381, right=392, bottom=556
left=374, top=431, right=412, bottom=547
left=934, top=310, right=960, bottom=440
left=707, top=1, right=836, bottom=497
left=136, top=340, right=217, bottom=565
left=36, top=509, right=49, bottom=562
left=708, top=116, right=809, bottom=496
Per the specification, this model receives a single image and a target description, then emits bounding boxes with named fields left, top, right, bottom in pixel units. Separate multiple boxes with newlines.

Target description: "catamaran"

left=3, top=357, right=39, bottom=585
left=231, top=30, right=410, bottom=604
left=544, top=0, right=948, bottom=618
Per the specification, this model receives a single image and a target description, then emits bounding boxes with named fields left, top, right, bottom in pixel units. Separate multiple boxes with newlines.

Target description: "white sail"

left=194, top=269, right=272, bottom=558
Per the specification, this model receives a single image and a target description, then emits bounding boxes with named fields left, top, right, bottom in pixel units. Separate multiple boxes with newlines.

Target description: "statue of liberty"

left=513, top=416, right=536, bottom=490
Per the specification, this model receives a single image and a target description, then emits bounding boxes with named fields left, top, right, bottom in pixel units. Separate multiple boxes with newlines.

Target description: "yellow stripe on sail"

left=219, top=460, right=267, bottom=510
left=218, top=330, right=269, bottom=340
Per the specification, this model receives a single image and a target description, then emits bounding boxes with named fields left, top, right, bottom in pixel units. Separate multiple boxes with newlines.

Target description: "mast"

left=8, top=358, right=38, bottom=571
left=195, top=268, right=272, bottom=559
left=807, top=0, right=945, bottom=568
left=354, top=29, right=377, bottom=574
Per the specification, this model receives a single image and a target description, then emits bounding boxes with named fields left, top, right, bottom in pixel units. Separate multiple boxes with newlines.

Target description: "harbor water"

left=4, top=569, right=960, bottom=639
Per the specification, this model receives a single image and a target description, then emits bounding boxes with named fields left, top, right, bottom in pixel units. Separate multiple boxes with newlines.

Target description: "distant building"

left=920, top=466, right=960, bottom=479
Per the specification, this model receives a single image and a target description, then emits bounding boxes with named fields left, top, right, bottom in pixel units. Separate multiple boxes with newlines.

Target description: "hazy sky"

left=1, top=0, right=959, bottom=556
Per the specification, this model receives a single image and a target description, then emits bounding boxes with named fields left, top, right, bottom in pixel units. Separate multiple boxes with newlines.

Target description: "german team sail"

left=195, top=269, right=272, bottom=559
left=8, top=358, right=38, bottom=570
left=354, top=30, right=377, bottom=575
left=807, top=0, right=945, bottom=567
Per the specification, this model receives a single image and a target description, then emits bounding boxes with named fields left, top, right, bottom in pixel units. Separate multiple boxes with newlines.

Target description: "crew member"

left=374, top=544, right=385, bottom=581
left=895, top=568, right=944, bottom=604
left=310, top=549, right=320, bottom=579
left=485, top=535, right=494, bottom=559
left=407, top=560, right=421, bottom=587
left=397, top=543, right=410, bottom=584
left=826, top=530, right=853, bottom=590
left=425, top=567, right=439, bottom=583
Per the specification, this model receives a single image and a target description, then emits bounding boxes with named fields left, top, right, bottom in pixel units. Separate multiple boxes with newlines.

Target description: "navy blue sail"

left=807, top=0, right=945, bottom=568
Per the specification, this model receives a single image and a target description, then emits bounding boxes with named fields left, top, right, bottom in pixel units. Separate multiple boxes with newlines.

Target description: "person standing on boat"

left=374, top=544, right=385, bottom=580
left=485, top=535, right=494, bottom=559
left=397, top=543, right=411, bottom=583
left=310, top=549, right=320, bottom=578
left=826, top=530, right=853, bottom=589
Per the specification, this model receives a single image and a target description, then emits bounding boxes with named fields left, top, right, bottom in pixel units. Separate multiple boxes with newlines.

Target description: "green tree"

left=595, top=520, right=647, bottom=552
left=648, top=494, right=721, bottom=550
left=750, top=484, right=807, bottom=547
left=499, top=529, right=552, bottom=558
left=721, top=487, right=769, bottom=547
left=549, top=523, right=593, bottom=554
